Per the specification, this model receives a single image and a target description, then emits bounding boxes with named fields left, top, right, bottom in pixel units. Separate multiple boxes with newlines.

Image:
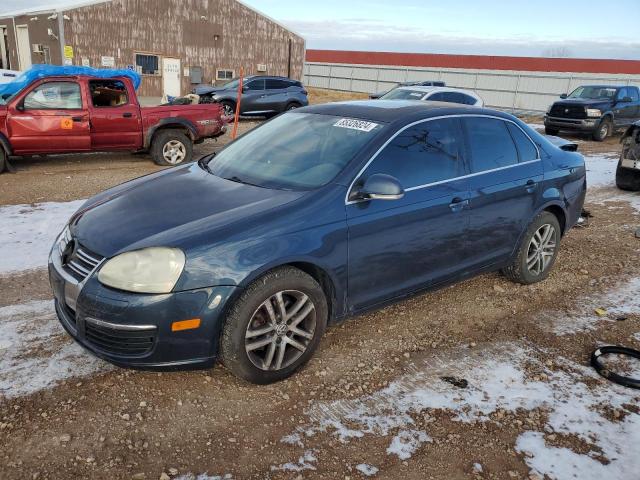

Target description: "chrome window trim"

left=345, top=113, right=541, bottom=205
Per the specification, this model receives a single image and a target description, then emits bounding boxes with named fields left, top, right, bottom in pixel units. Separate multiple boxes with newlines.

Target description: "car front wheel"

left=502, top=211, right=561, bottom=285
left=545, top=127, right=559, bottom=136
left=220, top=267, right=328, bottom=384
left=593, top=118, right=612, bottom=142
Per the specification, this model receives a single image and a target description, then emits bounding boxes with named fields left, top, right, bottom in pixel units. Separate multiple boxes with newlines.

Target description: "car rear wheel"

left=220, top=266, right=327, bottom=384
left=286, top=102, right=301, bottom=111
left=593, top=118, right=612, bottom=142
left=151, top=129, right=193, bottom=166
left=545, top=127, right=559, bottom=136
left=502, top=211, right=561, bottom=285
left=220, top=101, right=236, bottom=117
left=616, top=159, right=640, bottom=191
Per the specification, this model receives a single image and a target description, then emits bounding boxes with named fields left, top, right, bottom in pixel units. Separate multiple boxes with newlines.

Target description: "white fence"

left=304, top=62, right=640, bottom=113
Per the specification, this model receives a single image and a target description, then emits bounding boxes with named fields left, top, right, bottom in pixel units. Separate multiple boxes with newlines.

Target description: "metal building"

left=0, top=0, right=305, bottom=99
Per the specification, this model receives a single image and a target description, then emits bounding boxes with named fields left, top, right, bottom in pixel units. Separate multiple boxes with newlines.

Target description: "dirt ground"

left=1, top=89, right=639, bottom=480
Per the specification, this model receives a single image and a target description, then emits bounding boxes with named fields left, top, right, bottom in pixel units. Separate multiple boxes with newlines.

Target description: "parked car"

left=0, top=74, right=225, bottom=171
left=380, top=86, right=484, bottom=107
left=544, top=85, right=640, bottom=141
left=369, top=80, right=446, bottom=99
left=0, top=69, right=19, bottom=84
left=194, top=75, right=309, bottom=117
left=49, top=101, right=585, bottom=384
left=616, top=120, right=640, bottom=191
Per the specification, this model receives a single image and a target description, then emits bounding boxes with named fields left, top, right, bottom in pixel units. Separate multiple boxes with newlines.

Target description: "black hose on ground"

left=591, top=346, right=640, bottom=390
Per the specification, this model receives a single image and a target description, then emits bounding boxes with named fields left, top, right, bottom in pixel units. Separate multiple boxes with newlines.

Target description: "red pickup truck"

left=0, top=75, right=226, bottom=172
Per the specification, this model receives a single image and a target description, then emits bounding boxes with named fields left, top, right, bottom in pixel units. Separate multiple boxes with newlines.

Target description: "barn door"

left=162, top=57, right=181, bottom=97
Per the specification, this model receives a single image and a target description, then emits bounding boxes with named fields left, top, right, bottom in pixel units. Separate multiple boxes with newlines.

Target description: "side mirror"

left=620, top=96, right=633, bottom=103
left=352, top=174, right=405, bottom=202
left=15, top=103, right=24, bottom=112
left=560, top=93, right=568, bottom=99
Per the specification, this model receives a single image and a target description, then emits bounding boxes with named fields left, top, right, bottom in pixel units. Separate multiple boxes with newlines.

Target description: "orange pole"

left=231, top=67, right=244, bottom=140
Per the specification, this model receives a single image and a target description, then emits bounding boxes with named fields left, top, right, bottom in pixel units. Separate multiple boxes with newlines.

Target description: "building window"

left=216, top=69, right=234, bottom=81
left=135, top=53, right=160, bottom=75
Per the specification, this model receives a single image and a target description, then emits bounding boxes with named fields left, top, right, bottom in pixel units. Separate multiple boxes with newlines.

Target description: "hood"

left=73, top=164, right=304, bottom=258
left=194, top=84, right=229, bottom=95
left=553, top=98, right=611, bottom=108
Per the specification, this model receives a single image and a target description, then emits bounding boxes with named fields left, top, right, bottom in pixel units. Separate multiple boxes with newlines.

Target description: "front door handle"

left=71, top=116, right=84, bottom=122
left=123, top=112, right=133, bottom=118
left=525, top=180, right=538, bottom=194
left=449, top=197, right=469, bottom=212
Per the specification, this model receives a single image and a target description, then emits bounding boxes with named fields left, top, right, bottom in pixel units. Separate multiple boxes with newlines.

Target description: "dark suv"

left=544, top=85, right=640, bottom=141
left=194, top=75, right=309, bottom=117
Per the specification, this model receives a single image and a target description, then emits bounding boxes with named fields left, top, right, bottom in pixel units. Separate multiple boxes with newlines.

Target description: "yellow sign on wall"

left=63, top=45, right=74, bottom=59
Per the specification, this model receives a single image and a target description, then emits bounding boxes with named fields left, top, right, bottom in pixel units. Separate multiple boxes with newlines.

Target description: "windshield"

left=380, top=89, right=426, bottom=101
left=204, top=113, right=385, bottom=190
left=568, top=86, right=617, bottom=100
left=222, top=78, right=241, bottom=90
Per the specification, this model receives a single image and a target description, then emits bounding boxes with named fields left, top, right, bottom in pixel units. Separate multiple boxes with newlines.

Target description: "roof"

left=0, top=0, right=110, bottom=18
left=300, top=100, right=504, bottom=124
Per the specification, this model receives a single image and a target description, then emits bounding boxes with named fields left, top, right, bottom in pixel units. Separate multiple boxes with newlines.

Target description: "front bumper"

left=544, top=115, right=600, bottom=132
left=49, top=246, right=236, bottom=370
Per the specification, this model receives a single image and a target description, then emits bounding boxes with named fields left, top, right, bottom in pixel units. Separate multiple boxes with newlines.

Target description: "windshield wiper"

left=198, top=153, right=216, bottom=173
left=225, top=176, right=265, bottom=188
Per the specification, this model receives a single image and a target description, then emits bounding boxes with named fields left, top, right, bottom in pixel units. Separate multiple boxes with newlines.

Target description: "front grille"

left=59, top=230, right=104, bottom=282
left=549, top=103, right=587, bottom=120
left=85, top=320, right=156, bottom=357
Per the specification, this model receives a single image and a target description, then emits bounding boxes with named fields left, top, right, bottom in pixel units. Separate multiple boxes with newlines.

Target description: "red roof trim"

left=306, top=50, right=640, bottom=75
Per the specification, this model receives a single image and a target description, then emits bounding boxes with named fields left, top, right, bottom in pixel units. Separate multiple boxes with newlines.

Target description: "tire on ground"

left=0, top=148, right=6, bottom=173
left=592, top=117, right=612, bottom=142
left=502, top=211, right=562, bottom=285
left=220, top=100, right=236, bottom=117
left=545, top=127, right=559, bottom=136
left=616, top=159, right=640, bottom=191
left=220, top=266, right=328, bottom=384
left=150, top=129, right=193, bottom=166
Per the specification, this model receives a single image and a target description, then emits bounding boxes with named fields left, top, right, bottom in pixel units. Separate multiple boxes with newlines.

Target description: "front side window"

left=464, top=117, right=519, bottom=172
left=364, top=118, right=464, bottom=189
left=23, top=81, right=82, bottom=110
left=204, top=113, right=384, bottom=190
left=89, top=80, right=128, bottom=107
left=244, top=79, right=265, bottom=91
left=629, top=88, right=640, bottom=102
left=617, top=88, right=630, bottom=101
left=380, top=89, right=426, bottom=101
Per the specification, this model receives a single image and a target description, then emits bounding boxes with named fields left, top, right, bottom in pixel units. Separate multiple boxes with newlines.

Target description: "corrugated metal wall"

left=304, top=62, right=640, bottom=113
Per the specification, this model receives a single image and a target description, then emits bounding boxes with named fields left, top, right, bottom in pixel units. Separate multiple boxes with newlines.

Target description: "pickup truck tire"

left=593, top=118, right=612, bottom=142
left=0, top=148, right=6, bottom=173
left=616, top=159, right=640, bottom=191
left=151, top=130, right=193, bottom=166
left=545, top=127, right=559, bottom=136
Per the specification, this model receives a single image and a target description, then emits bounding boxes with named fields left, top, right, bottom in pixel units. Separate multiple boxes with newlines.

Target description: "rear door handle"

left=525, top=180, right=538, bottom=194
left=449, top=197, right=469, bottom=212
left=71, top=116, right=84, bottom=122
left=123, top=112, right=133, bottom=118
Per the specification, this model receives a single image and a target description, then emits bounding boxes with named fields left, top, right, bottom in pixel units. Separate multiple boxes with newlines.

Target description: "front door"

left=240, top=78, right=267, bottom=114
left=87, top=78, right=142, bottom=150
left=346, top=117, right=471, bottom=311
left=162, top=57, right=181, bottom=97
left=462, top=117, right=544, bottom=268
left=8, top=80, right=91, bottom=154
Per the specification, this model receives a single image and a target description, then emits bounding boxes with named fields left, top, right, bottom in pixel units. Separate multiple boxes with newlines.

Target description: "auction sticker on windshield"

left=334, top=118, right=379, bottom=132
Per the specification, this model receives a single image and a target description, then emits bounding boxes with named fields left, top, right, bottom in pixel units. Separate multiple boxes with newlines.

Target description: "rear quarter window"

left=506, top=123, right=539, bottom=162
left=463, top=117, right=519, bottom=172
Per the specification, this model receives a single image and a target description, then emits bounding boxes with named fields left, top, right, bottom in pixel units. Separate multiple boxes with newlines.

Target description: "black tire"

left=616, top=159, right=640, bottom=191
left=285, top=102, right=301, bottom=111
left=545, top=127, right=559, bottom=136
left=220, top=266, right=328, bottom=384
left=150, top=129, right=193, bottom=167
left=220, top=100, right=236, bottom=117
left=592, top=118, right=612, bottom=142
left=0, top=148, right=6, bottom=174
left=502, top=211, right=562, bottom=285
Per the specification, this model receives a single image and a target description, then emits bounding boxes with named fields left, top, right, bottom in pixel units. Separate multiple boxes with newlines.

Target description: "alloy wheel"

left=526, top=224, right=557, bottom=276
left=244, top=290, right=316, bottom=371
left=162, top=140, right=187, bottom=165
left=223, top=104, right=235, bottom=117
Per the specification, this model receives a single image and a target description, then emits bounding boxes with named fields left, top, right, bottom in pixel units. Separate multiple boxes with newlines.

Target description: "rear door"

left=87, top=79, right=142, bottom=150
left=7, top=79, right=90, bottom=154
left=346, top=117, right=471, bottom=310
left=263, top=78, right=290, bottom=113
left=462, top=116, right=543, bottom=268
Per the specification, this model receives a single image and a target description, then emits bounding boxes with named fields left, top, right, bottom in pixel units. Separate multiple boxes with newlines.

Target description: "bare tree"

left=542, top=47, right=573, bottom=58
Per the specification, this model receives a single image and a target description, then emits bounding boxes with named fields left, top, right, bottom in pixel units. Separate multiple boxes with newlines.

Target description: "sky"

left=2, top=0, right=639, bottom=60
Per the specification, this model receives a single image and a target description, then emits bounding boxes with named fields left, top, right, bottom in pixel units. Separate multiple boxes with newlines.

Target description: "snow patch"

left=0, top=200, right=83, bottom=275
left=0, top=300, right=110, bottom=399
left=175, top=474, right=232, bottom=480
left=271, top=450, right=317, bottom=472
left=386, top=429, right=431, bottom=460
left=585, top=153, right=619, bottom=188
left=356, top=463, right=379, bottom=476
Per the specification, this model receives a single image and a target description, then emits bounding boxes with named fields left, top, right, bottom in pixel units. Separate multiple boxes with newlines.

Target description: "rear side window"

left=23, top=81, right=82, bottom=110
left=365, top=118, right=464, bottom=188
left=506, top=123, right=539, bottom=162
left=463, top=118, right=519, bottom=172
left=458, top=94, right=477, bottom=105
left=265, top=79, right=290, bottom=90
left=89, top=80, right=128, bottom=107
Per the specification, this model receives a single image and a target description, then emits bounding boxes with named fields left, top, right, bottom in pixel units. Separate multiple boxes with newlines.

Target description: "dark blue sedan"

left=49, top=101, right=586, bottom=383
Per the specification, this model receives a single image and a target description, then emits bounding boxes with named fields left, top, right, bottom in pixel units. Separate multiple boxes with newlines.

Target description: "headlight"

left=586, top=108, right=602, bottom=118
left=98, top=247, right=185, bottom=294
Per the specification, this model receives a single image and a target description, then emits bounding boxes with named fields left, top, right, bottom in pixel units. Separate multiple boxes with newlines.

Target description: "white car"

left=380, top=86, right=484, bottom=107
left=0, top=69, right=19, bottom=84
